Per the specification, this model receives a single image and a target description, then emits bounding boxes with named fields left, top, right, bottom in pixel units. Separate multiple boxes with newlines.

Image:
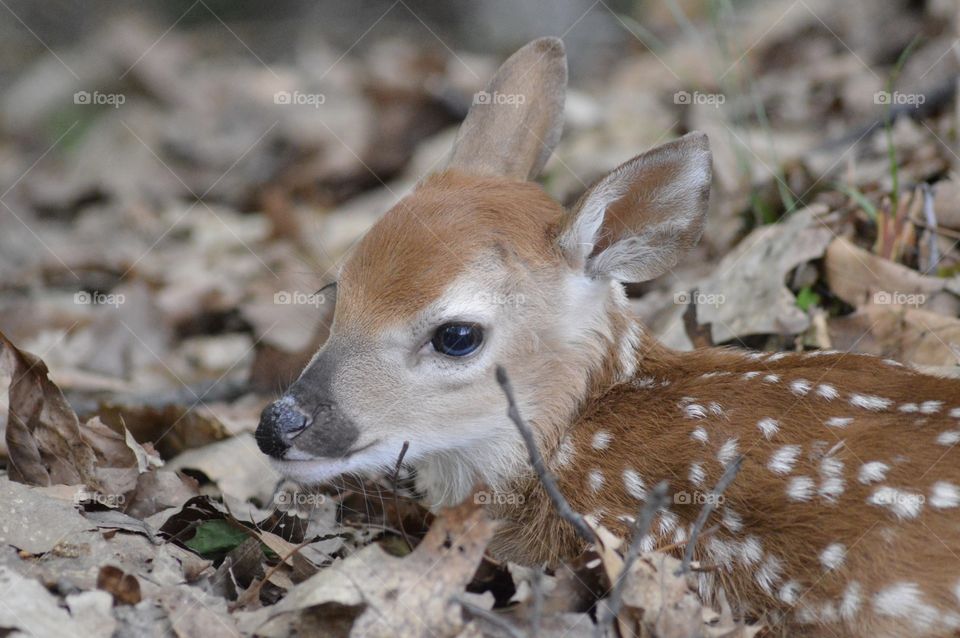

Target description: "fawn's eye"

left=431, top=323, right=483, bottom=357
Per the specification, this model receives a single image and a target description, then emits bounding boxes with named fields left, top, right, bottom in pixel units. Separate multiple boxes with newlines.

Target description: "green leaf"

left=184, top=520, right=249, bottom=558
left=795, top=286, right=821, bottom=312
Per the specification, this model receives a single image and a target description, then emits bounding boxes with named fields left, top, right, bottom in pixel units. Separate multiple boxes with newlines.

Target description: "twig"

left=597, top=481, right=671, bottom=636
left=920, top=184, right=940, bottom=274
left=495, top=366, right=597, bottom=544
left=531, top=567, right=544, bottom=638
left=391, top=440, right=413, bottom=552
left=676, top=455, right=744, bottom=576
left=452, top=595, right=527, bottom=638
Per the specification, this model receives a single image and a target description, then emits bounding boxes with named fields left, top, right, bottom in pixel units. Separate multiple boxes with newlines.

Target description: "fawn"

left=256, top=37, right=960, bottom=636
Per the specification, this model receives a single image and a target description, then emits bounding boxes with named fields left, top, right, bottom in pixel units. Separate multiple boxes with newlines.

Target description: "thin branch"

left=597, top=481, right=671, bottom=636
left=496, top=365, right=597, bottom=544
left=452, top=595, right=527, bottom=638
left=391, top=440, right=413, bottom=552
left=677, top=455, right=744, bottom=575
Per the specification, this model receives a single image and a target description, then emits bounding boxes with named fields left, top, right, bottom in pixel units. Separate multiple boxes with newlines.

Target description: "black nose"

left=256, top=396, right=311, bottom=457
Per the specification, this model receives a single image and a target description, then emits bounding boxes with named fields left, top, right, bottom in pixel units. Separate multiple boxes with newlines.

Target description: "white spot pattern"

left=757, top=417, right=779, bottom=439
left=930, top=481, right=960, bottom=509
left=849, top=393, right=893, bottom=410
left=768, top=445, right=801, bottom=475
left=826, top=416, right=853, bottom=428
left=588, top=470, right=604, bottom=493
left=858, top=461, right=890, bottom=484
left=717, top=438, right=739, bottom=466
left=820, top=543, right=846, bottom=570
left=816, top=384, right=839, bottom=400
left=789, top=379, right=812, bottom=396
left=591, top=430, right=612, bottom=450
left=868, top=486, right=925, bottom=519
left=623, top=469, right=647, bottom=500
left=787, top=476, right=815, bottom=501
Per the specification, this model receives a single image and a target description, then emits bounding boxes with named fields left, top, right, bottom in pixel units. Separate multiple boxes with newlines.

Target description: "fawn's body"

left=256, top=38, right=960, bottom=636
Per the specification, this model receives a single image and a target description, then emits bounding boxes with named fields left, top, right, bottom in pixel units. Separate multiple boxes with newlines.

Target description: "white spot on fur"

left=789, top=379, right=811, bottom=396
left=937, top=430, right=960, bottom=446
left=591, top=430, right=612, bottom=451
left=899, top=403, right=919, bottom=413
left=706, top=537, right=735, bottom=570
left=819, top=454, right=845, bottom=503
left=787, top=476, right=815, bottom=501
left=688, top=462, right=705, bottom=487
left=950, top=407, right=960, bottom=419
left=684, top=403, right=708, bottom=419
left=841, top=581, right=862, bottom=622
left=868, top=486, right=925, bottom=519
left=883, top=358, right=903, bottom=367
left=707, top=401, right=724, bottom=416
left=745, top=352, right=766, bottom=360
left=762, top=374, right=780, bottom=383
left=826, top=416, right=853, bottom=428
left=588, top=469, right=604, bottom=493
left=806, top=349, right=839, bottom=357
left=691, top=426, right=708, bottom=444
left=816, top=384, right=838, bottom=400
left=820, top=543, right=846, bottom=570
left=858, top=461, right=890, bottom=484
left=757, top=417, right=779, bottom=439
left=742, top=371, right=761, bottom=380
left=873, top=582, right=939, bottom=630
left=768, top=445, right=801, bottom=475
left=717, top=438, right=739, bottom=467
left=920, top=400, right=943, bottom=414
left=721, top=508, right=742, bottom=532
left=767, top=352, right=788, bottom=362
left=638, top=533, right=656, bottom=552
left=930, top=481, right=960, bottom=509
left=623, top=469, right=647, bottom=500
left=849, top=393, right=893, bottom=410
left=755, top=554, right=784, bottom=595
left=739, top=536, right=762, bottom=566
left=658, top=510, right=678, bottom=535
left=779, top=580, right=801, bottom=605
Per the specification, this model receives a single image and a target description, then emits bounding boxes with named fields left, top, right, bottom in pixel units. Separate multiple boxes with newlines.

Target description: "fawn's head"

left=256, top=37, right=713, bottom=494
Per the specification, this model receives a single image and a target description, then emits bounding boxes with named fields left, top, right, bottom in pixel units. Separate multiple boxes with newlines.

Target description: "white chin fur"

left=269, top=442, right=399, bottom=484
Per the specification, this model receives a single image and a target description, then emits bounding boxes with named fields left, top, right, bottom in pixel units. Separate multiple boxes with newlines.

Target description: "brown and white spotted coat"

left=254, top=38, right=960, bottom=637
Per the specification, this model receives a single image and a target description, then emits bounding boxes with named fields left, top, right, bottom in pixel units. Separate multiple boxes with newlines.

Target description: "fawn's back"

left=254, top=38, right=960, bottom=637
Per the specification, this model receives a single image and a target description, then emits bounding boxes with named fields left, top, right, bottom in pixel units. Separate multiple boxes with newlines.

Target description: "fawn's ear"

left=558, top=132, right=712, bottom=282
left=447, top=37, right=567, bottom=181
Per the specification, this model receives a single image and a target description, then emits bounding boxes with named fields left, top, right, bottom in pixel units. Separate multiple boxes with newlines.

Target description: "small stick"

left=531, top=566, right=544, bottom=638
left=496, top=366, right=597, bottom=544
left=676, top=455, right=744, bottom=575
left=452, top=595, right=526, bottom=638
left=597, top=481, right=671, bottom=636
left=391, top=440, right=413, bottom=552
left=920, top=184, right=940, bottom=274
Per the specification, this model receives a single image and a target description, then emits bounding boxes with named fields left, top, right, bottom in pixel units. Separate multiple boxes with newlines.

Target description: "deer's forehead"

left=334, top=172, right=563, bottom=333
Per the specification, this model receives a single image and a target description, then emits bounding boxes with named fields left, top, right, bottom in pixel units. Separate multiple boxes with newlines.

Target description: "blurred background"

left=1, top=0, right=959, bottom=439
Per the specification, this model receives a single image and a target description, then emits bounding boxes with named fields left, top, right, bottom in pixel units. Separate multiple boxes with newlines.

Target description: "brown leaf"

left=1, top=330, right=101, bottom=489
left=97, top=564, right=143, bottom=605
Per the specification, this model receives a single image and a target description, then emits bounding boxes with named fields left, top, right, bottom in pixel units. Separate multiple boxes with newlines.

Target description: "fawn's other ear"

left=558, top=132, right=712, bottom=282
left=447, top=37, right=567, bottom=181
